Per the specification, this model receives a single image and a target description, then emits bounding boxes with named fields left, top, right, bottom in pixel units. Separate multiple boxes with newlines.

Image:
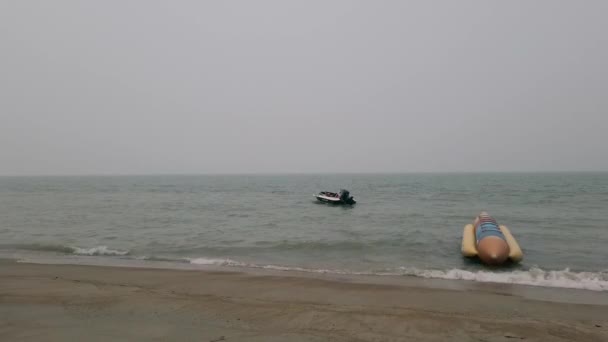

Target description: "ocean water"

left=1, top=173, right=607, bottom=291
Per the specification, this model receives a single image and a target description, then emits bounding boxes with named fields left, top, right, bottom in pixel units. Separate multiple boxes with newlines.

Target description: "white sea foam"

left=188, top=257, right=246, bottom=266
left=70, top=246, right=129, bottom=256
left=12, top=243, right=607, bottom=291
left=186, top=257, right=608, bottom=291
left=187, top=258, right=360, bottom=274
left=396, top=267, right=608, bottom=291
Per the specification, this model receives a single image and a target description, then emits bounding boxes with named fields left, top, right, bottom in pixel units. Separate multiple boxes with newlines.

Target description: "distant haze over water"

left=2, top=1, right=608, bottom=175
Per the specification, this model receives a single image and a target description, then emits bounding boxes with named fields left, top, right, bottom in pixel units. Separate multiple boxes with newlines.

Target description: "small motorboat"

left=314, top=189, right=356, bottom=205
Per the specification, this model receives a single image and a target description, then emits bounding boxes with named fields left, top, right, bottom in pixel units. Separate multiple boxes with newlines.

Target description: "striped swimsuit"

left=475, top=214, right=506, bottom=243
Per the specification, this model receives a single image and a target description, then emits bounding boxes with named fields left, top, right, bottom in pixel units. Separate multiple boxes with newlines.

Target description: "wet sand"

left=1, top=260, right=607, bottom=341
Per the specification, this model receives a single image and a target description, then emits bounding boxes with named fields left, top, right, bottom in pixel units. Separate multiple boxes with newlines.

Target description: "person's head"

left=475, top=211, right=489, bottom=224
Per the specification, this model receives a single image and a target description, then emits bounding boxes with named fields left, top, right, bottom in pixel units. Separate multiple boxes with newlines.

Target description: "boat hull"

left=314, top=195, right=356, bottom=205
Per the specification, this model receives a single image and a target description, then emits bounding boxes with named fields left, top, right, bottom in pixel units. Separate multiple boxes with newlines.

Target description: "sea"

left=1, top=173, right=607, bottom=291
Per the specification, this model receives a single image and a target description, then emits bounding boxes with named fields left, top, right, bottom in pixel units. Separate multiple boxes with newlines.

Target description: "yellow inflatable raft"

left=461, top=224, right=523, bottom=263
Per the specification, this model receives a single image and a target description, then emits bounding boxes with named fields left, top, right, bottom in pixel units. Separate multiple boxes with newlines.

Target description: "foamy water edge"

left=187, top=257, right=608, bottom=292
left=5, top=244, right=607, bottom=292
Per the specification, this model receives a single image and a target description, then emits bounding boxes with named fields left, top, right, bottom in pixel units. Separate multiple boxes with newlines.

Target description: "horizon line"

left=1, top=170, right=607, bottom=177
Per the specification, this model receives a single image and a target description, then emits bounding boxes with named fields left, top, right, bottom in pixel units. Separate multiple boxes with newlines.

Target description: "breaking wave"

left=396, top=267, right=608, bottom=291
left=186, top=258, right=608, bottom=291
left=70, top=246, right=129, bottom=256
left=10, top=243, right=129, bottom=256
left=188, top=257, right=246, bottom=266
left=7, top=244, right=607, bottom=291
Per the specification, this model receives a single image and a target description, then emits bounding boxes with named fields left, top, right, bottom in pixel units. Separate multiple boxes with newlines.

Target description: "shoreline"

left=2, top=260, right=607, bottom=341
left=5, top=250, right=608, bottom=294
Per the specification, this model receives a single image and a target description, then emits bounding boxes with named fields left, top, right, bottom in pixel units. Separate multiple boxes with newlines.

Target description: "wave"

left=187, top=258, right=355, bottom=274
left=185, top=258, right=608, bottom=291
left=6, top=244, right=607, bottom=291
left=11, top=243, right=76, bottom=254
left=188, top=257, right=245, bottom=266
left=10, top=243, right=129, bottom=256
left=396, top=267, right=608, bottom=291
left=70, top=246, right=129, bottom=256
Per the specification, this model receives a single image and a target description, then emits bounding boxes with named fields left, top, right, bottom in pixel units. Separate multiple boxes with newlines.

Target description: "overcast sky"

left=1, top=1, right=607, bottom=175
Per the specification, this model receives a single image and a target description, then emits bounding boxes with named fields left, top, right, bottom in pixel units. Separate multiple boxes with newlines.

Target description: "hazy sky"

left=1, top=1, right=607, bottom=175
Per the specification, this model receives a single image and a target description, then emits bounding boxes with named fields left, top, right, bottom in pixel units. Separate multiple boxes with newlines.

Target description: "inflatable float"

left=461, top=212, right=523, bottom=265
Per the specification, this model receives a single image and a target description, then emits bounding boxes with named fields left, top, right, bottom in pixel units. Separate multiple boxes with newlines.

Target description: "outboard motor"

left=339, top=189, right=355, bottom=204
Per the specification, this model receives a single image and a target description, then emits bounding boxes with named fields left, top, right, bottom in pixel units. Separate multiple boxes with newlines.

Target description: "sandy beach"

left=1, top=260, right=606, bottom=341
